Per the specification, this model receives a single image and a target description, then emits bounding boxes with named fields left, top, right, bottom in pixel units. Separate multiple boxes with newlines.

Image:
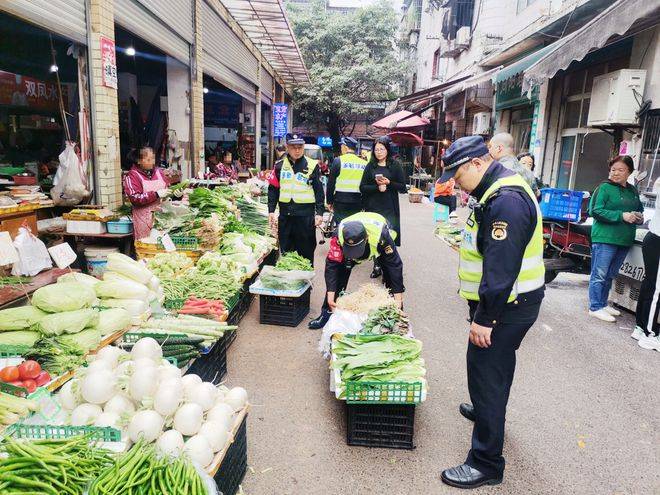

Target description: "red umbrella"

left=387, top=132, right=423, bottom=146
left=372, top=110, right=430, bottom=130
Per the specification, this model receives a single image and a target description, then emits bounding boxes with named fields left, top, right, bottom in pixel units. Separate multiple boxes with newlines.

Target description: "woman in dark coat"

left=360, top=136, right=407, bottom=277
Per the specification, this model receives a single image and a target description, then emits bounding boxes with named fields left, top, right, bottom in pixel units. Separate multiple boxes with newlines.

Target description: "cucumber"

left=162, top=345, right=195, bottom=357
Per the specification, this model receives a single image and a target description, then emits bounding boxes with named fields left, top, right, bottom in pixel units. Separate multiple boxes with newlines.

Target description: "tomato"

left=0, top=366, right=20, bottom=382
left=22, top=379, right=37, bottom=394
left=18, top=360, right=41, bottom=380
left=34, top=370, right=51, bottom=387
left=7, top=380, right=24, bottom=388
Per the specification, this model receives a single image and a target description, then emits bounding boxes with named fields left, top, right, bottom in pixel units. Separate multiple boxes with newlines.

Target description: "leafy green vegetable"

left=0, top=305, right=47, bottom=331
left=361, top=305, right=410, bottom=335
left=38, top=308, right=99, bottom=336
left=0, top=276, right=31, bottom=288
left=57, top=327, right=102, bottom=352
left=160, top=269, right=242, bottom=303
left=24, top=336, right=86, bottom=375
left=32, top=282, right=96, bottom=313
left=0, top=330, right=40, bottom=346
left=96, top=308, right=131, bottom=336
left=276, top=251, right=313, bottom=271
left=146, top=252, right=194, bottom=278
left=189, top=187, right=235, bottom=217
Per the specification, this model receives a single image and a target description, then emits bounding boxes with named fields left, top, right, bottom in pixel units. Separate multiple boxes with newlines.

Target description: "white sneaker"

left=631, top=326, right=646, bottom=340
left=589, top=309, right=616, bottom=322
left=604, top=306, right=621, bottom=317
left=638, top=334, right=660, bottom=351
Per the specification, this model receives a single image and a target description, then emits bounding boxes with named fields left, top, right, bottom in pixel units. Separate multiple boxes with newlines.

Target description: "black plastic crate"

left=214, top=414, right=248, bottom=495
left=227, top=291, right=254, bottom=328
left=258, top=287, right=310, bottom=327
left=185, top=332, right=228, bottom=383
left=345, top=402, right=415, bottom=450
left=261, top=249, right=278, bottom=267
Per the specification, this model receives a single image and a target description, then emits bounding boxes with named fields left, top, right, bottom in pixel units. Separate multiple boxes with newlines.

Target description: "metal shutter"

left=201, top=0, right=258, bottom=98
left=3, top=0, right=87, bottom=44
left=134, top=0, right=193, bottom=44
left=114, top=0, right=190, bottom=64
left=262, top=70, right=273, bottom=101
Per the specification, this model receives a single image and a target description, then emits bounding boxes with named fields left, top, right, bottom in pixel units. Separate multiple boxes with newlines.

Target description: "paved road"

left=227, top=199, right=660, bottom=495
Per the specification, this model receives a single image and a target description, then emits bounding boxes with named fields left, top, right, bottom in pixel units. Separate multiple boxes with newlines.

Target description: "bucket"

left=84, top=246, right=119, bottom=278
left=434, top=203, right=449, bottom=222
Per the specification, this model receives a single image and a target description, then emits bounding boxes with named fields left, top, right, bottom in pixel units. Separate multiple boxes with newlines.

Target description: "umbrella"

left=387, top=132, right=423, bottom=146
left=372, top=110, right=430, bottom=130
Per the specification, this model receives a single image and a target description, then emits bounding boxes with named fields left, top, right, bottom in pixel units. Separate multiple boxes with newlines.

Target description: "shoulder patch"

left=491, top=221, right=508, bottom=241
left=384, top=245, right=394, bottom=254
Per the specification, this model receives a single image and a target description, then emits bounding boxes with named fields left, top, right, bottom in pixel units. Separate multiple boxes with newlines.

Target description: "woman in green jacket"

left=588, top=156, right=644, bottom=322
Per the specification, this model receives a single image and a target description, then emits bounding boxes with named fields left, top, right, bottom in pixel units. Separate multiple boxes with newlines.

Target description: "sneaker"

left=631, top=326, right=646, bottom=341
left=604, top=306, right=621, bottom=317
left=589, top=309, right=616, bottom=322
left=638, top=334, right=660, bottom=351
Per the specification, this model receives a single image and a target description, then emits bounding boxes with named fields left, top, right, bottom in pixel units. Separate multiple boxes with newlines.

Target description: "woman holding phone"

left=360, top=136, right=407, bottom=278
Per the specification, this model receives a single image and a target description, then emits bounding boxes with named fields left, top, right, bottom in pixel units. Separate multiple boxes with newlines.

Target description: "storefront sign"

left=317, top=136, right=333, bottom=147
left=100, top=36, right=118, bottom=89
left=0, top=71, right=65, bottom=112
left=273, top=103, right=288, bottom=138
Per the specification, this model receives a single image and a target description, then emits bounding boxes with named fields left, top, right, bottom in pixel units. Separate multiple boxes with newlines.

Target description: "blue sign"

left=317, top=136, right=333, bottom=147
left=273, top=103, right=288, bottom=138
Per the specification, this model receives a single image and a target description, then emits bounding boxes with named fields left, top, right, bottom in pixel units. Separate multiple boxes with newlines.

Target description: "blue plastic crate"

left=539, top=188, right=584, bottom=222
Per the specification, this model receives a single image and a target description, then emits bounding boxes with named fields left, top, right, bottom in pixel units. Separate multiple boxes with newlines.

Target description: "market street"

left=230, top=199, right=660, bottom=495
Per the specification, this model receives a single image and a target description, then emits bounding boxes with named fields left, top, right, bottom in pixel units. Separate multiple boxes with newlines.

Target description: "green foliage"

left=286, top=0, right=405, bottom=140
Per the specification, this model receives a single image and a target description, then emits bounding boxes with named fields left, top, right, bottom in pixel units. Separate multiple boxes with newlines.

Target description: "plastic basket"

left=345, top=402, right=415, bottom=450
left=185, top=332, right=229, bottom=383
left=157, top=235, right=200, bottom=250
left=0, top=345, right=29, bottom=358
left=213, top=414, right=248, bottom=495
left=6, top=423, right=122, bottom=442
left=345, top=381, right=423, bottom=404
left=106, top=220, right=133, bottom=234
left=258, top=287, right=310, bottom=327
left=121, top=332, right=188, bottom=344
left=539, top=188, right=584, bottom=222
left=408, top=192, right=424, bottom=203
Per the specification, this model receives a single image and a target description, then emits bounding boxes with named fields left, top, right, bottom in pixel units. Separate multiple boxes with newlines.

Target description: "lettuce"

left=57, top=272, right=100, bottom=288
left=95, top=279, right=149, bottom=301
left=57, top=327, right=101, bottom=352
left=32, top=282, right=96, bottom=313
left=99, top=298, right=149, bottom=317
left=0, top=306, right=47, bottom=331
left=0, top=330, right=40, bottom=346
left=96, top=308, right=131, bottom=336
left=106, top=253, right=153, bottom=284
left=38, top=309, right=99, bottom=336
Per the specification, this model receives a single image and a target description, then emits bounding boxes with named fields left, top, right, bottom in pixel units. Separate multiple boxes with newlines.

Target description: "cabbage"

left=0, top=306, right=47, bottom=331
left=57, top=327, right=101, bottom=352
left=57, top=272, right=100, bottom=287
left=38, top=309, right=99, bottom=336
left=0, top=330, right=40, bottom=346
left=32, top=282, right=96, bottom=313
left=100, top=298, right=149, bottom=317
left=95, top=280, right=149, bottom=301
left=96, top=308, right=131, bottom=336
left=106, top=253, right=153, bottom=284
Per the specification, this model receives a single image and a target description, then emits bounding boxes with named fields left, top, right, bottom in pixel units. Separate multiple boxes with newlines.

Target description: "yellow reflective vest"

left=335, top=153, right=367, bottom=193
left=338, top=212, right=396, bottom=262
left=279, top=156, right=318, bottom=204
left=458, top=174, right=545, bottom=302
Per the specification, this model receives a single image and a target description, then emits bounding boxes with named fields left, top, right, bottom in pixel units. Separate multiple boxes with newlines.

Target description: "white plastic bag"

left=51, top=142, right=90, bottom=206
left=11, top=227, right=53, bottom=276
left=318, top=309, right=367, bottom=359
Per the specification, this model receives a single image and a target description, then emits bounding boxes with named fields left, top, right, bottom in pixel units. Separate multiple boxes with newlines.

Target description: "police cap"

left=340, top=137, right=359, bottom=150
left=286, top=133, right=305, bottom=145
left=341, top=221, right=368, bottom=260
left=439, top=135, right=489, bottom=182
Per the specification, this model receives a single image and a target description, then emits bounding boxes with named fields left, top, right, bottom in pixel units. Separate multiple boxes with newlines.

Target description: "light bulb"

left=203, top=87, right=209, bottom=94
left=49, top=64, right=59, bottom=73
left=126, top=46, right=136, bottom=56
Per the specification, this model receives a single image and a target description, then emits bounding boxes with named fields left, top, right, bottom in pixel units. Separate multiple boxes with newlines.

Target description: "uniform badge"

left=466, top=217, right=475, bottom=228
left=491, top=221, right=508, bottom=241
left=384, top=245, right=393, bottom=254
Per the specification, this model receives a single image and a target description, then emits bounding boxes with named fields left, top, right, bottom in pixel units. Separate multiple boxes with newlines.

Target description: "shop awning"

left=443, top=66, right=503, bottom=99
left=372, top=110, right=430, bottom=130
left=221, top=0, right=310, bottom=88
left=523, top=0, right=660, bottom=92
left=396, top=74, right=472, bottom=108
left=493, top=43, right=559, bottom=85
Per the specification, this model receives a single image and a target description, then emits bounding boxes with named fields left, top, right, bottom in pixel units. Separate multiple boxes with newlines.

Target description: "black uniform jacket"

left=267, top=154, right=325, bottom=216
left=469, top=161, right=545, bottom=327
left=325, top=225, right=404, bottom=294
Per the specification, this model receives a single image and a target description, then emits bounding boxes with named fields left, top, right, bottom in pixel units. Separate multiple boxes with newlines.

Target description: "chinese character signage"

left=273, top=103, right=288, bottom=138
left=317, top=136, right=333, bottom=147
left=0, top=70, right=66, bottom=112
left=100, top=36, right=118, bottom=89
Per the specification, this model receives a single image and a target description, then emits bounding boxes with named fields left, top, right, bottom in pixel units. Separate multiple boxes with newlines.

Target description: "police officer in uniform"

left=326, top=137, right=367, bottom=225
left=439, top=136, right=545, bottom=489
left=308, top=212, right=404, bottom=328
left=268, top=134, right=325, bottom=264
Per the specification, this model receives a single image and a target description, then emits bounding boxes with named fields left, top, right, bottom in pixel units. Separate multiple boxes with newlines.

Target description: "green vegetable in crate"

left=0, top=330, right=40, bottom=346
left=24, top=336, right=86, bottom=375
left=189, top=186, right=234, bottom=217
left=160, top=269, right=241, bottom=304
left=0, top=434, right=113, bottom=494
left=361, top=305, right=410, bottom=336
left=38, top=308, right=99, bottom=336
left=275, top=251, right=313, bottom=271
left=147, top=252, right=194, bottom=278
left=260, top=274, right=306, bottom=291
left=0, top=305, right=46, bottom=331
left=32, top=282, right=96, bottom=313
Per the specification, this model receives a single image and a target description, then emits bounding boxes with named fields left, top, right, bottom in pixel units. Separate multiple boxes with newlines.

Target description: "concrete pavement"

left=226, top=199, right=660, bottom=495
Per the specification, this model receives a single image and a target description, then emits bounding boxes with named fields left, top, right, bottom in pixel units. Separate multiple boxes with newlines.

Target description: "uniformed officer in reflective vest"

left=438, top=136, right=545, bottom=489
left=268, top=134, right=325, bottom=264
left=326, top=137, right=367, bottom=224
left=308, top=211, right=404, bottom=329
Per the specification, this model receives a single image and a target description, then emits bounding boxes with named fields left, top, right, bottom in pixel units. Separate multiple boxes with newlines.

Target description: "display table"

left=0, top=268, right=74, bottom=309
left=59, top=231, right=134, bottom=257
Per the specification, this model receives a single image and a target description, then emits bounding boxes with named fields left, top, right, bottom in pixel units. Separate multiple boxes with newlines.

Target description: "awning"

left=523, top=0, right=660, bottom=92
left=493, top=43, right=559, bottom=85
left=221, top=0, right=310, bottom=89
left=397, top=74, right=472, bottom=108
left=372, top=111, right=430, bottom=130
left=443, top=66, right=503, bottom=99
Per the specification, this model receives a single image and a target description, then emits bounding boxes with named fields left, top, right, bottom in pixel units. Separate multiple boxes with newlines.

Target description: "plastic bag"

left=318, top=309, right=367, bottom=359
left=51, top=141, right=90, bottom=206
left=11, top=226, right=53, bottom=276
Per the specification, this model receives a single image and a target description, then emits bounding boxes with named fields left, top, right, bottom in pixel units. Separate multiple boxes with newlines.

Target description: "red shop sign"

left=0, top=70, right=66, bottom=112
left=100, top=36, right=118, bottom=89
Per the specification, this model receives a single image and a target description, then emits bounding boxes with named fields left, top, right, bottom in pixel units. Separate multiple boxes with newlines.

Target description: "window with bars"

left=432, top=49, right=441, bottom=78
left=642, top=110, right=660, bottom=154
left=441, top=0, right=475, bottom=40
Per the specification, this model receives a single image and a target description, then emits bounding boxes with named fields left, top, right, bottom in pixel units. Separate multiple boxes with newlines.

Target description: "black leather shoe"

left=459, top=403, right=475, bottom=422
left=308, top=309, right=331, bottom=330
left=370, top=266, right=382, bottom=278
left=441, top=464, right=502, bottom=489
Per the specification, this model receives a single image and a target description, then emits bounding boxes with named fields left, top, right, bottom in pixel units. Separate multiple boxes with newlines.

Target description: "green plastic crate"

left=157, top=235, right=199, bottom=250
left=0, top=345, right=29, bottom=359
left=345, top=381, right=423, bottom=404
left=0, top=381, right=28, bottom=396
left=163, top=298, right=186, bottom=310
left=6, top=423, right=122, bottom=442
left=121, top=332, right=187, bottom=344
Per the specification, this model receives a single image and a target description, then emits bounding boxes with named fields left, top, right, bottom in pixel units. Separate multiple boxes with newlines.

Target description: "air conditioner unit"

left=587, top=69, right=647, bottom=126
left=472, top=112, right=491, bottom=135
left=456, top=26, right=471, bottom=46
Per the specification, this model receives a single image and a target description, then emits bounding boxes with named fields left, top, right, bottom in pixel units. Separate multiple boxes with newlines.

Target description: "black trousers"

left=465, top=301, right=541, bottom=478
left=636, top=231, right=660, bottom=336
left=321, top=258, right=394, bottom=311
left=278, top=214, right=317, bottom=265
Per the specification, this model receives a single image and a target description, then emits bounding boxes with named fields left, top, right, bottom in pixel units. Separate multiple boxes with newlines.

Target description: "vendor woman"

left=123, top=146, right=171, bottom=240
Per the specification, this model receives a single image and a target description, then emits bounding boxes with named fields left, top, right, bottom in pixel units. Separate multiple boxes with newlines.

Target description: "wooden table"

left=59, top=231, right=134, bottom=258
left=0, top=268, right=73, bottom=309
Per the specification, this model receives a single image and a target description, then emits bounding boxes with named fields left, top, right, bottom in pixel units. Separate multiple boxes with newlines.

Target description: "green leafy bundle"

left=276, top=251, right=313, bottom=271
left=361, top=305, right=409, bottom=335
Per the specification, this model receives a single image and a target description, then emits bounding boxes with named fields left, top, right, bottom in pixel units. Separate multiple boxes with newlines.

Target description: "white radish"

left=70, top=403, right=102, bottom=426
left=81, top=370, right=116, bottom=405
left=94, top=412, right=120, bottom=428
left=132, top=358, right=159, bottom=370
left=173, top=403, right=203, bottom=436
left=129, top=367, right=159, bottom=402
left=127, top=410, right=164, bottom=442
left=58, top=379, right=81, bottom=410
left=223, top=387, right=248, bottom=412
left=198, top=421, right=229, bottom=452
left=181, top=374, right=202, bottom=400
left=95, top=345, right=125, bottom=369
left=115, top=360, right=134, bottom=377
left=189, top=382, right=217, bottom=412
left=156, top=430, right=184, bottom=457
left=153, top=383, right=183, bottom=417
left=85, top=359, right=113, bottom=374
left=158, top=364, right=181, bottom=382
left=104, top=394, right=136, bottom=415
left=206, top=403, right=234, bottom=431
left=184, top=435, right=214, bottom=467
left=131, top=337, right=163, bottom=361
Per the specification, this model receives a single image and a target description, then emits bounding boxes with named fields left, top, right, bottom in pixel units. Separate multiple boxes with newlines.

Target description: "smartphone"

left=375, top=174, right=384, bottom=180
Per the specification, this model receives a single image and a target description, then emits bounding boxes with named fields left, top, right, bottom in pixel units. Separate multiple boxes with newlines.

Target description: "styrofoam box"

left=66, top=220, right=106, bottom=235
